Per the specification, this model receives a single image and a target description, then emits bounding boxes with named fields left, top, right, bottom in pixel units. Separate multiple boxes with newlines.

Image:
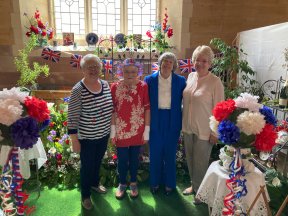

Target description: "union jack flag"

left=70, top=54, right=82, bottom=69
left=102, top=59, right=113, bottom=74
left=178, top=59, right=195, bottom=73
left=41, top=47, right=61, bottom=63
left=151, top=62, right=159, bottom=73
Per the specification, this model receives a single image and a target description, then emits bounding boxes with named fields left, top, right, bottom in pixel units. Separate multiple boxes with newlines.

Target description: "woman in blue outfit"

left=144, top=52, right=186, bottom=195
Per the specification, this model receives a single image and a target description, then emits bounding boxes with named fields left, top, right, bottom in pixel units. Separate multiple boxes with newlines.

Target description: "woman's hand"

left=71, top=136, right=81, bottom=153
left=209, top=134, right=218, bottom=145
left=143, top=126, right=150, bottom=144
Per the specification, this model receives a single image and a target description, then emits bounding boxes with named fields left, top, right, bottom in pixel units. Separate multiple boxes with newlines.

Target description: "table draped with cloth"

left=196, top=161, right=269, bottom=216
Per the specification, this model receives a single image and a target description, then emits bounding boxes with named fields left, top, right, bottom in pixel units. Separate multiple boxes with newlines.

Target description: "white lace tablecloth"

left=196, top=161, right=269, bottom=216
left=0, top=138, right=47, bottom=179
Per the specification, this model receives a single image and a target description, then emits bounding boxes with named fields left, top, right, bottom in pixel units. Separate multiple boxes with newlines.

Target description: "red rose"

left=41, top=30, right=47, bottom=36
left=24, top=96, right=50, bottom=122
left=65, top=139, right=70, bottom=145
left=167, top=27, right=173, bottom=38
left=63, top=121, right=68, bottom=126
left=26, top=32, right=32, bottom=37
left=56, top=153, right=62, bottom=161
left=34, top=10, right=40, bottom=19
left=54, top=138, right=59, bottom=142
left=48, top=31, right=54, bottom=40
left=38, top=20, right=46, bottom=29
left=49, top=122, right=55, bottom=128
left=30, top=26, right=39, bottom=34
left=112, top=154, right=117, bottom=160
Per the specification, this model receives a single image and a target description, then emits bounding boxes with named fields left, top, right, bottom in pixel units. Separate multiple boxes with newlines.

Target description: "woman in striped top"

left=68, top=54, right=113, bottom=210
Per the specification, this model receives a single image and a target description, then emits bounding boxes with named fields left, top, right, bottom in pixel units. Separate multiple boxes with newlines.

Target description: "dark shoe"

left=91, top=185, right=107, bottom=194
left=150, top=186, right=159, bottom=194
left=193, top=198, right=203, bottom=205
left=115, top=184, right=127, bottom=200
left=165, top=187, right=173, bottom=196
left=82, top=198, right=93, bottom=210
left=182, top=186, right=193, bottom=196
left=129, top=184, right=139, bottom=198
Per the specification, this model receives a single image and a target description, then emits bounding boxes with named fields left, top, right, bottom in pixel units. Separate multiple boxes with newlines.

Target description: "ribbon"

left=222, top=148, right=248, bottom=215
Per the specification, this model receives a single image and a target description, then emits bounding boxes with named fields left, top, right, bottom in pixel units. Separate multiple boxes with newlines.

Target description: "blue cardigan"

left=144, top=71, right=186, bottom=131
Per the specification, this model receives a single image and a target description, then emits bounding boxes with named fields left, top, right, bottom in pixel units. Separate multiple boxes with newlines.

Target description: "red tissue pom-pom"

left=24, top=96, right=50, bottom=123
left=212, top=99, right=236, bottom=121
left=254, top=124, right=277, bottom=151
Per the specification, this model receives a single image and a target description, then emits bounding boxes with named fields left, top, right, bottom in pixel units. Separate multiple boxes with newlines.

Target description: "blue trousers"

left=149, top=109, right=180, bottom=189
left=79, top=135, right=109, bottom=199
left=117, top=146, right=141, bottom=185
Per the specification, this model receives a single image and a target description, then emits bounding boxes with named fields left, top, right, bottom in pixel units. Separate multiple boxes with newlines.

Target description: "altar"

left=196, top=161, right=270, bottom=216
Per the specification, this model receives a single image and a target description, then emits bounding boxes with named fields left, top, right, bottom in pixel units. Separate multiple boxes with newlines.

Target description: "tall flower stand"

left=195, top=160, right=270, bottom=215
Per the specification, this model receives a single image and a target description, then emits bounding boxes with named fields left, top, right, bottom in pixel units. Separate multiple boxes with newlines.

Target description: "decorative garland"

left=222, top=148, right=248, bottom=215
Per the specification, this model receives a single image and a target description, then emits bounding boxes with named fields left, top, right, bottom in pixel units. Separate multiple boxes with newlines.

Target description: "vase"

left=37, top=38, right=48, bottom=47
left=219, top=145, right=255, bottom=173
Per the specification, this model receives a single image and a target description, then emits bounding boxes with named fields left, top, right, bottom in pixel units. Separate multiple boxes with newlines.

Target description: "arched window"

left=52, top=0, right=157, bottom=36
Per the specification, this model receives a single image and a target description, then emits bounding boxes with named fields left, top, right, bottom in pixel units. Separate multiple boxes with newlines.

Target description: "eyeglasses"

left=85, top=65, right=100, bottom=70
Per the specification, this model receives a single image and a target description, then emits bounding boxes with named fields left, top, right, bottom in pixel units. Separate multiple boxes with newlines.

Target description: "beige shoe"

left=115, top=184, right=127, bottom=199
left=82, top=198, right=93, bottom=210
left=92, top=185, right=107, bottom=194
left=182, top=186, right=193, bottom=196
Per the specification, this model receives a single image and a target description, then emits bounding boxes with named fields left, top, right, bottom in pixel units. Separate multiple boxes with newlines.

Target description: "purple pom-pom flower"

left=11, top=117, right=40, bottom=149
left=218, top=120, right=240, bottom=144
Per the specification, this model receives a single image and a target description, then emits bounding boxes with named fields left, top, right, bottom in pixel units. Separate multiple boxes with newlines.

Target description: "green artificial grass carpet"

left=26, top=182, right=209, bottom=216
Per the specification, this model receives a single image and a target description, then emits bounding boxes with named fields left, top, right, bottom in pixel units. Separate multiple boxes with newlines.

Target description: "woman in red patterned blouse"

left=110, top=58, right=150, bottom=199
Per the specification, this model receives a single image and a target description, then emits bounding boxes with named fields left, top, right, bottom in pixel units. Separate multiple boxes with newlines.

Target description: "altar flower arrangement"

left=210, top=93, right=278, bottom=152
left=146, top=8, right=173, bottom=53
left=0, top=87, right=50, bottom=149
left=24, top=9, right=54, bottom=46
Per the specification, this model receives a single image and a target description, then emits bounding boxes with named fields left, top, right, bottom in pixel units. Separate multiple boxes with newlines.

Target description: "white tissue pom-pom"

left=272, top=177, right=281, bottom=187
left=236, top=111, right=265, bottom=135
left=0, top=87, right=29, bottom=103
left=235, top=93, right=262, bottom=112
left=0, top=99, right=23, bottom=126
left=209, top=116, right=219, bottom=136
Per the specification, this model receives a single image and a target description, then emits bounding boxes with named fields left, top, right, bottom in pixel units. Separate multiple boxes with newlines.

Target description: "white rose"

left=272, top=177, right=281, bottom=187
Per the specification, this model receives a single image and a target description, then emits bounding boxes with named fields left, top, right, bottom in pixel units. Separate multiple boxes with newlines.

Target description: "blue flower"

left=218, top=120, right=240, bottom=144
left=39, top=119, right=50, bottom=132
left=11, top=117, right=40, bottom=149
left=259, top=106, right=277, bottom=126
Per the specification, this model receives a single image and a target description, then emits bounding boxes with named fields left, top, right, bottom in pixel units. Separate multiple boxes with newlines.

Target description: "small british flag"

left=41, top=47, right=61, bottom=63
left=151, top=62, right=159, bottom=73
left=178, top=59, right=195, bottom=73
left=70, top=54, right=82, bottom=69
left=102, top=59, right=113, bottom=74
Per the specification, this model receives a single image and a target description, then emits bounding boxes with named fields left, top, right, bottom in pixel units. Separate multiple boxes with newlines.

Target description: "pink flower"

left=146, top=30, right=153, bottom=39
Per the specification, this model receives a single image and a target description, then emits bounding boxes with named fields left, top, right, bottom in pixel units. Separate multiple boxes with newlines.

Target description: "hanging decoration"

left=41, top=47, right=61, bottom=63
left=70, top=54, right=82, bottom=69
left=178, top=59, right=195, bottom=73
left=151, top=62, right=159, bottom=73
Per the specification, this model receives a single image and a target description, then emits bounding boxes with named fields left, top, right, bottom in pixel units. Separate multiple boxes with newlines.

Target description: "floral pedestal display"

left=210, top=93, right=277, bottom=215
left=219, top=145, right=255, bottom=173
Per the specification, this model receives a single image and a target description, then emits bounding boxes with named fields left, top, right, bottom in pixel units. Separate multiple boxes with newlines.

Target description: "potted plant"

left=14, top=33, right=50, bottom=89
left=210, top=38, right=263, bottom=99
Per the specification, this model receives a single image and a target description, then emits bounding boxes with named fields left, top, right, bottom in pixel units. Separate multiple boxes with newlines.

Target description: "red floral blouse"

left=111, top=80, right=150, bottom=147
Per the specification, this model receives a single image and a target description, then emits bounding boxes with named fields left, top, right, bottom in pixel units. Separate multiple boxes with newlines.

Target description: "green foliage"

left=265, top=169, right=288, bottom=215
left=15, top=33, right=49, bottom=87
left=210, top=38, right=262, bottom=99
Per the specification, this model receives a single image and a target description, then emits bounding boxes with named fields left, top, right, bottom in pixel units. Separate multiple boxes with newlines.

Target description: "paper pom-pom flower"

left=218, top=120, right=240, bottom=144
left=0, top=99, right=23, bottom=126
left=11, top=117, right=40, bottom=149
left=236, top=111, right=265, bottom=135
left=255, top=124, right=277, bottom=151
left=24, top=96, right=50, bottom=122
left=210, top=93, right=277, bottom=151
left=212, top=99, right=236, bottom=121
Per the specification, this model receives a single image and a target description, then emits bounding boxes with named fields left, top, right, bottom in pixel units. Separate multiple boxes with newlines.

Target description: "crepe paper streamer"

left=222, top=148, right=248, bottom=215
left=0, top=164, right=17, bottom=216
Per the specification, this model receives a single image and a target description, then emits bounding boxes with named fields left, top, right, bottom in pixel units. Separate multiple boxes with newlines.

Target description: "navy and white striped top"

left=68, top=79, right=113, bottom=139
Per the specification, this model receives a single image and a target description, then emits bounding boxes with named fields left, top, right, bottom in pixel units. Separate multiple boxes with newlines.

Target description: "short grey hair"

left=191, top=45, right=214, bottom=64
left=80, top=54, right=102, bottom=69
left=158, top=52, right=178, bottom=72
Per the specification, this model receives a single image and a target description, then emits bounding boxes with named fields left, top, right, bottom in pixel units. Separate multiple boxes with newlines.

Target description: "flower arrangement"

left=24, top=9, right=54, bottom=46
left=0, top=87, right=50, bottom=149
left=146, top=8, right=173, bottom=53
left=210, top=92, right=278, bottom=152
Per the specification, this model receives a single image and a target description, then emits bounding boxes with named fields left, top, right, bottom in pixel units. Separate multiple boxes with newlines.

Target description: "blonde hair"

left=191, top=45, right=214, bottom=64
